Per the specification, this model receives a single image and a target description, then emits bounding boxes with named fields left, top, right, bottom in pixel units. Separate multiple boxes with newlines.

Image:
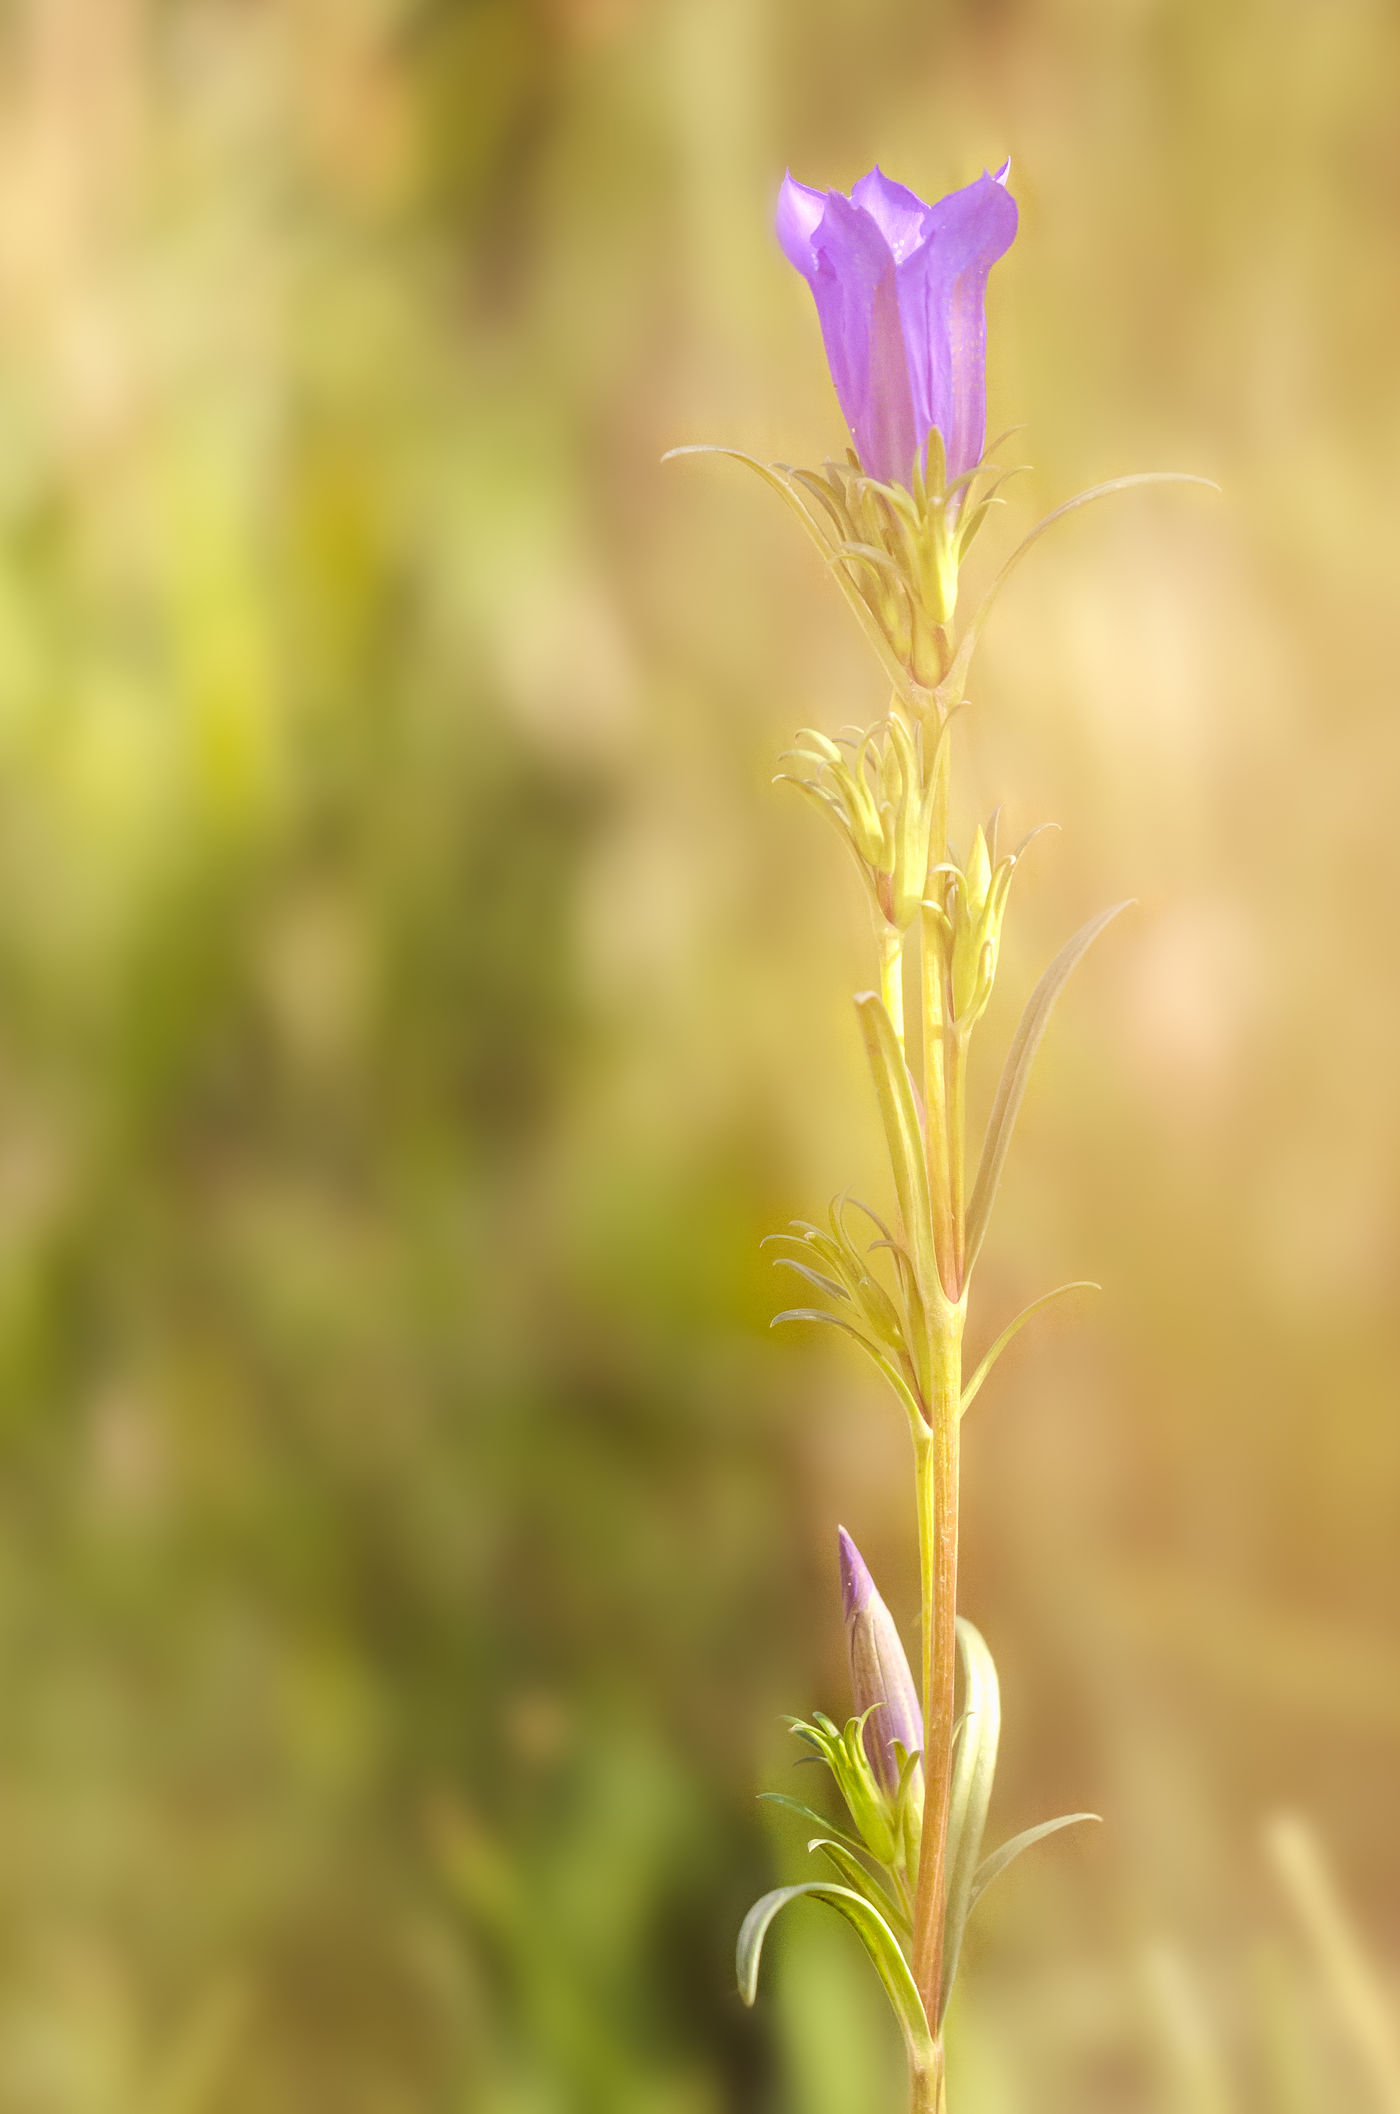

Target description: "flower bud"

left=778, top=713, right=939, bottom=935
left=837, top=1526, right=923, bottom=1796
left=926, top=820, right=1022, bottom=1029
left=964, top=824, right=993, bottom=915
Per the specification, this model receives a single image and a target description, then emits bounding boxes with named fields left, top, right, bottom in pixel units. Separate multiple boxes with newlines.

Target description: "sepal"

left=892, top=1741, right=926, bottom=1883
left=799, top=442, right=1021, bottom=689
left=787, top=1710, right=900, bottom=1869
left=661, top=439, right=1023, bottom=707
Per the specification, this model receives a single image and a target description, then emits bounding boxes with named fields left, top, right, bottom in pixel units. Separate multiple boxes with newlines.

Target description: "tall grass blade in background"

left=1266, top=1816, right=1400, bottom=2114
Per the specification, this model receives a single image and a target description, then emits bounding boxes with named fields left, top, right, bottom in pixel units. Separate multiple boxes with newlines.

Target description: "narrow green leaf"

left=661, top=446, right=916, bottom=701
left=953, top=497, right=997, bottom=559
left=837, top=540, right=908, bottom=582
left=854, top=993, right=937, bottom=1314
left=963, top=463, right=1025, bottom=513
left=787, top=466, right=847, bottom=531
left=789, top=726, right=846, bottom=764
left=969, top=1813, right=1100, bottom=1910
left=772, top=1308, right=925, bottom=1432
left=808, top=1838, right=909, bottom=1933
left=774, top=776, right=841, bottom=816
left=939, top=471, right=1219, bottom=706
left=783, top=1221, right=852, bottom=1269
left=771, top=1306, right=881, bottom=1351
left=736, top=1884, right=935, bottom=2067
left=938, top=1619, right=1001, bottom=2024
left=771, top=1256, right=851, bottom=1302
left=757, top=1792, right=871, bottom=1866
left=983, top=424, right=1029, bottom=457
left=960, top=1282, right=1101, bottom=1416
left=844, top=1194, right=897, bottom=1245
left=964, top=903, right=1132, bottom=1278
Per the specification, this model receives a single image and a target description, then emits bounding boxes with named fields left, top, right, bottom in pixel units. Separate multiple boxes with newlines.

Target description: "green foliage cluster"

left=0, top=5, right=777, bottom=2108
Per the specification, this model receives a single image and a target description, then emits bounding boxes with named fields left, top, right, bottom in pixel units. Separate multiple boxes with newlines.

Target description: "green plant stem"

left=910, top=1315, right=964, bottom=2040
left=945, top=1024, right=968, bottom=1291
left=920, top=913, right=955, bottom=1290
left=880, top=923, right=905, bottom=1045
left=909, top=2046, right=946, bottom=2114
left=909, top=699, right=968, bottom=2084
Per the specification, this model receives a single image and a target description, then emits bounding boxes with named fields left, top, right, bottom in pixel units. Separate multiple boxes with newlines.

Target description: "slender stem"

left=910, top=1316, right=964, bottom=2031
left=909, top=2046, right=945, bottom=2114
left=945, top=1024, right=968, bottom=1292
left=925, top=712, right=950, bottom=882
left=880, top=922, right=905, bottom=1045
left=919, top=716, right=958, bottom=1300
left=920, top=909, right=955, bottom=1293
left=909, top=697, right=968, bottom=2067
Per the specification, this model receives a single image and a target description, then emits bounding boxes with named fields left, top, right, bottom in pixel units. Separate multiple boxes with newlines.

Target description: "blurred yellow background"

left=0, top=1, right=1395, bottom=2109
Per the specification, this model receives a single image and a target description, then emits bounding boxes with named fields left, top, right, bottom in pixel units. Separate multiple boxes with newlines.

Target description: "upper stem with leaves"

left=693, top=440, right=1214, bottom=2109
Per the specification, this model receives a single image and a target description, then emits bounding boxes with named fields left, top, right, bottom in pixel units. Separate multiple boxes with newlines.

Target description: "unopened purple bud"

left=837, top=1526, right=923, bottom=1794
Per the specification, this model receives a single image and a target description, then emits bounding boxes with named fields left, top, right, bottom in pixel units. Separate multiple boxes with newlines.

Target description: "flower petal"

left=850, top=165, right=933, bottom=265
left=896, top=168, right=1018, bottom=480
left=807, top=193, right=918, bottom=484
left=775, top=172, right=828, bottom=275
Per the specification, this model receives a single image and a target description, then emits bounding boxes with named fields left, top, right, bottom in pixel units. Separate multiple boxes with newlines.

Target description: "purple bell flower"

left=777, top=163, right=1017, bottom=489
left=838, top=1525, right=923, bottom=1796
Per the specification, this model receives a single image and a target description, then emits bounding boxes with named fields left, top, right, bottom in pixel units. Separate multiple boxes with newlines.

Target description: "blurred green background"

left=0, top=1, right=1396, bottom=2109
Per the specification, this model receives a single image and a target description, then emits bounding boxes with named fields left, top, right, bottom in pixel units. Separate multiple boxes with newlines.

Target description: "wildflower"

left=777, top=164, right=1017, bottom=488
